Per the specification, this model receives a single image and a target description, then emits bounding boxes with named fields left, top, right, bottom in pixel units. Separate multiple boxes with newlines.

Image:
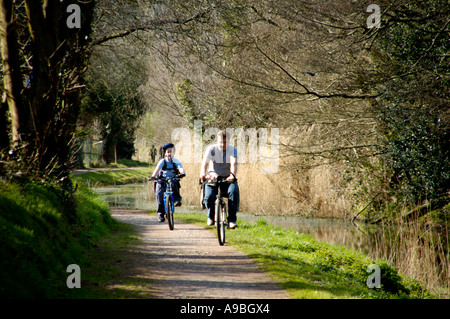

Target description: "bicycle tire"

left=166, top=194, right=174, bottom=230
left=215, top=198, right=226, bottom=245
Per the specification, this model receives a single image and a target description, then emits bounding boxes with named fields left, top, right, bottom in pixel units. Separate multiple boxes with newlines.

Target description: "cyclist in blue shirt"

left=150, top=143, right=185, bottom=222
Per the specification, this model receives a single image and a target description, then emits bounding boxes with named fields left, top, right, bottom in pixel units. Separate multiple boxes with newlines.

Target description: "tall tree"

left=0, top=0, right=94, bottom=179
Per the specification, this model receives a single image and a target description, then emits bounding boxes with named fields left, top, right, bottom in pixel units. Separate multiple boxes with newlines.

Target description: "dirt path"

left=111, top=209, right=288, bottom=299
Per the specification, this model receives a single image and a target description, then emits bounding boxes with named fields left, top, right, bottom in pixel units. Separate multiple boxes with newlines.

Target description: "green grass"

left=176, top=212, right=431, bottom=299
left=102, top=158, right=152, bottom=168
left=71, top=166, right=154, bottom=186
left=0, top=180, right=117, bottom=298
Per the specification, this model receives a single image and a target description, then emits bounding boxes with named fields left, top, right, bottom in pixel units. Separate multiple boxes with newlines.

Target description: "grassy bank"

left=71, top=166, right=154, bottom=186
left=0, top=158, right=154, bottom=298
left=176, top=212, right=430, bottom=299
left=0, top=180, right=117, bottom=298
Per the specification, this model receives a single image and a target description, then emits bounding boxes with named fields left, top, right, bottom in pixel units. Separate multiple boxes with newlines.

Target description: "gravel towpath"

left=111, top=209, right=288, bottom=299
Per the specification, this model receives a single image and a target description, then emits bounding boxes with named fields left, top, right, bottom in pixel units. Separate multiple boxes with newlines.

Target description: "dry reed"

left=370, top=221, right=449, bottom=297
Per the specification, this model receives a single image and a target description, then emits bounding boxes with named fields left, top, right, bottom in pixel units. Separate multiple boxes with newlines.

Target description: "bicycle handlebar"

left=199, top=171, right=237, bottom=185
left=201, top=176, right=236, bottom=187
left=149, top=174, right=185, bottom=182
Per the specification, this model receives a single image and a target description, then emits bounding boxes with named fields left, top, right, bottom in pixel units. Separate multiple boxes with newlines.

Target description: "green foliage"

left=80, top=78, right=145, bottom=162
left=372, top=0, right=450, bottom=206
left=377, top=104, right=450, bottom=203
left=0, top=180, right=116, bottom=298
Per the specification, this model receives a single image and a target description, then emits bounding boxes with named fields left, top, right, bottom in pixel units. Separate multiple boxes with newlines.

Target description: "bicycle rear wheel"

left=165, top=195, right=174, bottom=230
left=215, top=198, right=226, bottom=245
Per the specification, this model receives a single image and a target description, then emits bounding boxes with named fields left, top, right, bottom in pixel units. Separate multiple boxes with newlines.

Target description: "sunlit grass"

left=71, top=167, right=154, bottom=186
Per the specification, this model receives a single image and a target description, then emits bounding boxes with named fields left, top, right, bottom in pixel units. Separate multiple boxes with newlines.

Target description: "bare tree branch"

left=91, top=7, right=214, bottom=47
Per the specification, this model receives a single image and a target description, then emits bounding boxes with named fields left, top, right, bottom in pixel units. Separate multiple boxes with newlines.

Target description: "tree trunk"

left=0, top=0, right=25, bottom=145
left=0, top=101, right=9, bottom=150
left=102, top=135, right=118, bottom=165
left=24, top=0, right=60, bottom=170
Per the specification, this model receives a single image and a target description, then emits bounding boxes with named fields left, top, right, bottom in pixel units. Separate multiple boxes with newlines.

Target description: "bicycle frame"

left=215, top=181, right=228, bottom=220
left=156, top=176, right=180, bottom=230
left=163, top=179, right=175, bottom=213
left=206, top=177, right=231, bottom=245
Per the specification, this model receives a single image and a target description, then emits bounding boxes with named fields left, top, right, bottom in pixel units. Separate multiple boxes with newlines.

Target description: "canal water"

left=94, top=183, right=449, bottom=295
left=94, top=183, right=376, bottom=252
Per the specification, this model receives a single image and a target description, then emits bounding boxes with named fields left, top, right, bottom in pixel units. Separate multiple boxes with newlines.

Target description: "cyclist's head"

left=216, top=130, right=228, bottom=151
left=162, top=143, right=175, bottom=158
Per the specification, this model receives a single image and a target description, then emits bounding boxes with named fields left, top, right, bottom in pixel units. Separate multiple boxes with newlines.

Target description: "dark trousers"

left=204, top=180, right=239, bottom=223
left=155, top=180, right=181, bottom=216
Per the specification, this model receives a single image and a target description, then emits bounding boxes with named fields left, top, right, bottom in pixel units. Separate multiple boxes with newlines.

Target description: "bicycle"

left=204, top=175, right=236, bottom=246
left=150, top=175, right=182, bottom=230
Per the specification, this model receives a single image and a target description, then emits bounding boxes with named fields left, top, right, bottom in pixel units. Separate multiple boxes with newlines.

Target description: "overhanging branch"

left=91, top=7, right=214, bottom=47
left=255, top=45, right=379, bottom=100
left=203, top=46, right=379, bottom=100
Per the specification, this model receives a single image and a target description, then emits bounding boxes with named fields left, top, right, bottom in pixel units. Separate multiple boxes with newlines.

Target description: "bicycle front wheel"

left=165, top=195, right=174, bottom=230
left=215, top=198, right=226, bottom=245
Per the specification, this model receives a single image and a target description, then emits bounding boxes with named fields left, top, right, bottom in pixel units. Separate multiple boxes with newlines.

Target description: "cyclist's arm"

left=227, top=156, right=237, bottom=181
left=200, top=156, right=210, bottom=180
left=151, top=159, right=164, bottom=179
left=174, top=159, right=186, bottom=176
left=150, top=166, right=161, bottom=179
left=177, top=165, right=186, bottom=178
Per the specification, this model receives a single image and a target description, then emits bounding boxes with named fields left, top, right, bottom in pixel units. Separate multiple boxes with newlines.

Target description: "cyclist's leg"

left=225, top=181, right=239, bottom=223
left=155, top=181, right=165, bottom=221
left=204, top=185, right=218, bottom=221
left=171, top=180, right=182, bottom=206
